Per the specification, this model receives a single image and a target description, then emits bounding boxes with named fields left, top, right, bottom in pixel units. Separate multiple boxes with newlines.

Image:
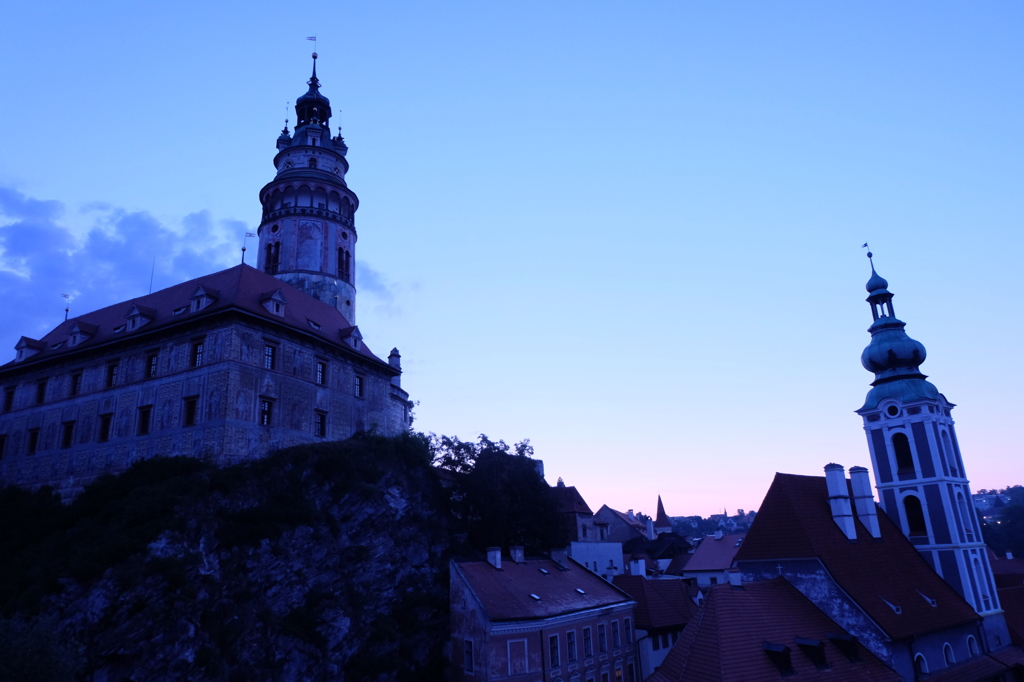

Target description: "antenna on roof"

left=62, top=293, right=70, bottom=321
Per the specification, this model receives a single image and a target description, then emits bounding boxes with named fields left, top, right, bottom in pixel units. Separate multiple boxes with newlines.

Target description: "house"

left=0, top=56, right=411, bottom=498
left=594, top=505, right=648, bottom=544
left=647, top=576, right=904, bottom=682
left=680, top=532, right=744, bottom=588
left=451, top=547, right=639, bottom=682
left=622, top=533, right=693, bottom=578
left=553, top=480, right=624, bottom=580
left=734, top=467, right=1021, bottom=680
left=612, top=574, right=700, bottom=679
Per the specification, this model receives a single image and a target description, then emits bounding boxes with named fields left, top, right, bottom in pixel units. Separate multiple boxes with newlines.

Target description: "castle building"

left=856, top=254, right=1009, bottom=650
left=0, top=55, right=412, bottom=498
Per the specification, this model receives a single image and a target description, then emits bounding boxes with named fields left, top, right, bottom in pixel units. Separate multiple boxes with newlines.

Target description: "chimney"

left=1008, top=552, right=1015, bottom=560
left=630, top=557, right=646, bottom=577
left=627, top=509, right=635, bottom=521
left=714, top=530, right=723, bottom=540
left=486, top=547, right=502, bottom=570
left=646, top=517, right=656, bottom=540
left=824, top=464, right=857, bottom=541
left=849, top=466, right=881, bottom=539
left=727, top=568, right=743, bottom=587
left=510, top=546, right=525, bottom=564
left=551, top=548, right=568, bottom=568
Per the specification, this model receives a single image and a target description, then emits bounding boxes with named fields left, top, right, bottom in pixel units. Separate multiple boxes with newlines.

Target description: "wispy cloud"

left=0, top=186, right=242, bottom=359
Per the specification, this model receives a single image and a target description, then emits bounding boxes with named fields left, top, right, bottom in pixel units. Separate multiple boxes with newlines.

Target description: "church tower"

left=856, top=252, right=1009, bottom=650
left=257, top=53, right=360, bottom=323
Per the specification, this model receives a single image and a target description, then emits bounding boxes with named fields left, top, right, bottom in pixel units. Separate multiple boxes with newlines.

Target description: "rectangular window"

left=612, top=620, right=620, bottom=648
left=191, top=340, right=205, bottom=367
left=259, top=398, right=274, bottom=426
left=660, top=633, right=669, bottom=649
left=624, top=618, right=632, bottom=644
left=627, top=663, right=636, bottom=682
left=316, top=361, right=326, bottom=385
left=146, top=353, right=159, bottom=378
left=98, top=413, right=112, bottom=442
left=653, top=636, right=661, bottom=651
left=70, top=372, right=82, bottom=397
left=264, top=344, right=276, bottom=370
left=508, top=640, right=528, bottom=676
left=355, top=375, right=365, bottom=398
left=584, top=627, right=593, bottom=657
left=602, top=673, right=610, bottom=682
left=0, top=434, right=6, bottom=459
left=567, top=630, right=578, bottom=662
left=106, top=362, right=119, bottom=388
left=2, top=387, right=13, bottom=412
left=183, top=397, right=198, bottom=427
left=463, top=639, right=474, bottom=674
left=36, top=379, right=47, bottom=405
left=137, top=405, right=152, bottom=436
left=599, top=623, right=607, bottom=653
left=314, top=411, right=327, bottom=437
left=549, top=634, right=560, bottom=668
left=27, top=428, right=39, bottom=455
left=61, top=421, right=75, bottom=449
left=615, top=668, right=623, bottom=682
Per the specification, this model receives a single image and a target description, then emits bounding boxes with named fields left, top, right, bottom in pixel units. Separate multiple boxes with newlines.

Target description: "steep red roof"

left=612, top=575, right=698, bottom=631
left=455, top=557, right=633, bottom=622
left=684, top=534, right=745, bottom=571
left=655, top=495, right=672, bottom=529
left=735, top=473, right=979, bottom=640
left=3, top=264, right=392, bottom=371
left=649, top=578, right=902, bottom=682
left=989, top=550, right=1024, bottom=588
left=551, top=483, right=593, bottom=515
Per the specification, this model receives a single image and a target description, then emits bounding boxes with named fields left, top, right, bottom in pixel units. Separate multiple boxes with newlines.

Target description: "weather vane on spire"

left=307, top=35, right=317, bottom=55
left=862, top=242, right=874, bottom=263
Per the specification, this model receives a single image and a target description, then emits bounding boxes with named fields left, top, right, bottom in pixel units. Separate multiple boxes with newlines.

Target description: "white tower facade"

left=856, top=254, right=1010, bottom=651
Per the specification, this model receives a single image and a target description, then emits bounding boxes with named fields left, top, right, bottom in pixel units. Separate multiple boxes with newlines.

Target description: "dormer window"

left=261, top=289, right=287, bottom=317
left=190, top=285, right=219, bottom=313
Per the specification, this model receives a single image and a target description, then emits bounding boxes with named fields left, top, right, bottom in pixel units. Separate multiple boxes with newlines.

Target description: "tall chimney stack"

left=824, top=463, right=857, bottom=541
left=486, top=547, right=502, bottom=570
left=849, top=466, right=881, bottom=539
left=510, top=546, right=525, bottom=564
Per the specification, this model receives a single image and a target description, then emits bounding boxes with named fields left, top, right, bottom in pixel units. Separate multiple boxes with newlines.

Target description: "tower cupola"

left=256, top=54, right=360, bottom=322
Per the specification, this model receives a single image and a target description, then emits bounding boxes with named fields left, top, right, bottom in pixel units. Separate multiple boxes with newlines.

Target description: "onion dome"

left=295, top=53, right=332, bottom=127
left=865, top=266, right=888, bottom=294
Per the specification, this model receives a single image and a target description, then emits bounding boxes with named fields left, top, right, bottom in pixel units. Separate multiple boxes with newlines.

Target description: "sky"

left=1, top=2, right=1022, bottom=518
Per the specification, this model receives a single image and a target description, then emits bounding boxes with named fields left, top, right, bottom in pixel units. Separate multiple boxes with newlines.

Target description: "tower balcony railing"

left=261, top=205, right=355, bottom=228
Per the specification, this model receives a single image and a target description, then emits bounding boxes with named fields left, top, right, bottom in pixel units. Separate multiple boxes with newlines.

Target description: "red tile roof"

left=919, top=646, right=1024, bottom=681
left=455, top=557, right=633, bottom=622
left=611, top=575, right=698, bottom=631
left=684, top=534, right=745, bottom=571
left=999, top=586, right=1024, bottom=647
left=655, top=495, right=672, bottom=529
left=3, top=264, right=392, bottom=372
left=551, top=484, right=593, bottom=515
left=648, top=578, right=902, bottom=682
left=734, top=473, right=980, bottom=640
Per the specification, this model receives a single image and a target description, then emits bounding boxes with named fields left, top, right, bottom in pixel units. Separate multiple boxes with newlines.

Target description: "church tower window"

left=892, top=432, right=914, bottom=476
left=903, top=495, right=927, bottom=536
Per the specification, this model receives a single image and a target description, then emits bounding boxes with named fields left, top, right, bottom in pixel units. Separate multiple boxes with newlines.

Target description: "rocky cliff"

left=0, top=433, right=450, bottom=681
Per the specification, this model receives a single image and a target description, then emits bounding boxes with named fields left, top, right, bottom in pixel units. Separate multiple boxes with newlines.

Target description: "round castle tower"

left=256, top=53, right=360, bottom=323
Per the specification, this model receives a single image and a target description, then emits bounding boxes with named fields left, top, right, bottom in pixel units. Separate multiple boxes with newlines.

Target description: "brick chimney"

left=824, top=463, right=857, bottom=541
left=849, top=466, right=881, bottom=539
left=510, top=546, right=525, bottom=564
left=486, top=547, right=502, bottom=569
left=551, top=548, right=568, bottom=568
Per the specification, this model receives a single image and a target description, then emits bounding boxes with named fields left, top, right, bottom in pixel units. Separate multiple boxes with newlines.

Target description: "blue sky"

left=1, top=2, right=1022, bottom=517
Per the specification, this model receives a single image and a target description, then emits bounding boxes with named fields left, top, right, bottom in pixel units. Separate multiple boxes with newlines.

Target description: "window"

left=627, top=663, right=636, bottom=682
left=598, top=623, right=607, bottom=652
left=27, top=428, right=39, bottom=455
left=314, top=411, right=327, bottom=437
left=602, top=673, right=610, bottom=682
left=70, top=372, right=82, bottom=397
left=316, top=361, right=326, bottom=385
left=36, top=379, right=47, bottom=405
left=98, top=413, right=112, bottom=442
left=355, top=375, right=365, bottom=398
left=968, top=636, right=979, bottom=656
left=61, top=421, right=75, bottom=449
left=2, top=387, right=13, bottom=412
left=615, top=668, right=623, bottom=682
left=308, top=157, right=317, bottom=169
left=146, top=353, right=159, bottom=379
left=624, top=618, right=633, bottom=644
left=653, top=635, right=661, bottom=651
left=191, top=340, right=205, bottom=367
left=567, top=631, right=578, bottom=662
left=183, top=397, right=198, bottom=427
left=137, top=405, right=152, bottom=436
left=338, top=248, right=351, bottom=282
left=943, top=643, right=955, bottom=666
left=264, top=242, right=281, bottom=275
left=914, top=653, right=929, bottom=676
left=264, top=344, right=277, bottom=370
left=106, top=362, right=119, bottom=388
left=549, top=634, right=560, bottom=667
left=0, top=434, right=6, bottom=459
left=584, top=627, right=593, bottom=657
left=904, top=495, right=928, bottom=537
left=893, top=432, right=915, bottom=474
left=508, top=640, right=528, bottom=676
left=463, top=640, right=473, bottom=674
left=259, top=398, right=274, bottom=426
left=612, top=620, right=620, bottom=648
